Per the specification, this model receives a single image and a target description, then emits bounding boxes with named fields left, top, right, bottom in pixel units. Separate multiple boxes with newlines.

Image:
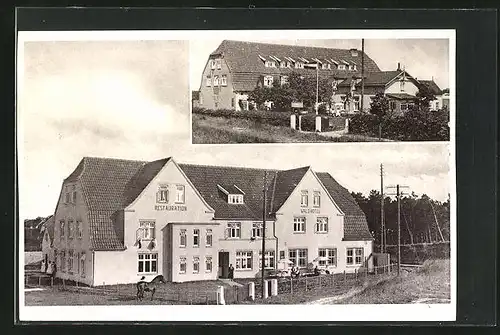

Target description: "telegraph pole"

left=380, top=164, right=385, bottom=253
left=361, top=38, right=365, bottom=112
left=315, top=63, right=319, bottom=115
left=261, top=171, right=267, bottom=298
left=386, top=184, right=409, bottom=276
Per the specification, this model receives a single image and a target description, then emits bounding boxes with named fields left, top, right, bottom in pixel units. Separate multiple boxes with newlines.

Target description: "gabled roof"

left=419, top=80, right=442, bottom=95
left=210, top=40, right=381, bottom=92
left=62, top=157, right=373, bottom=251
left=41, top=215, right=55, bottom=245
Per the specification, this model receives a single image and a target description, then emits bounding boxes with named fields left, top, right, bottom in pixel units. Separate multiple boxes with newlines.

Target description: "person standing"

left=228, top=264, right=234, bottom=280
left=40, top=259, right=46, bottom=273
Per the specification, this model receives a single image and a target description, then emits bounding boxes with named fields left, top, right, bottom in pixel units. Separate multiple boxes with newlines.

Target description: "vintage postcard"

left=17, top=29, right=456, bottom=322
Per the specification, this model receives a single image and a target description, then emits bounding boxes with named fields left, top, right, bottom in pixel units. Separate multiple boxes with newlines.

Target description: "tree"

left=368, top=93, right=391, bottom=139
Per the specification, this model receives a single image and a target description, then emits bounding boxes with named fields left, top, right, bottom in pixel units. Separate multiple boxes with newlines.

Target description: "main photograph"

left=19, top=35, right=452, bottom=309
left=191, top=37, right=451, bottom=143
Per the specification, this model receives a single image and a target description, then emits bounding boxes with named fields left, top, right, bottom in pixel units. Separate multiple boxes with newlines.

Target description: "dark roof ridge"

left=82, top=156, right=148, bottom=164
left=217, top=40, right=362, bottom=53
left=178, top=162, right=281, bottom=173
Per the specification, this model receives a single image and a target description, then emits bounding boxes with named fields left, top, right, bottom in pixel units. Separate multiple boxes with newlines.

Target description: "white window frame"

left=293, top=217, right=306, bottom=233
left=280, top=75, right=288, bottom=86
left=211, top=60, right=216, bottom=69
left=400, top=79, right=405, bottom=92
left=338, top=64, right=346, bottom=70
left=213, top=75, right=219, bottom=86
left=228, top=194, right=244, bottom=204
left=68, top=250, right=74, bottom=272
left=259, top=250, right=275, bottom=269
left=206, top=229, right=213, bottom=247
left=235, top=251, right=253, bottom=270
left=179, top=257, right=187, bottom=274
left=313, top=191, right=321, bottom=207
left=205, top=256, right=213, bottom=272
left=216, top=59, right=221, bottom=70
left=77, top=221, right=83, bottom=239
left=156, top=185, right=169, bottom=203
left=263, top=75, right=274, bottom=87
left=295, top=62, right=304, bottom=69
left=138, top=221, right=156, bottom=240
left=68, top=220, right=74, bottom=239
left=138, top=253, right=158, bottom=274
left=175, top=185, right=185, bottom=204
left=80, top=253, right=86, bottom=277
left=226, top=222, right=241, bottom=239
left=61, top=250, right=66, bottom=272
left=316, top=217, right=328, bottom=233
left=193, top=256, right=200, bottom=274
left=206, top=76, right=212, bottom=86
left=193, top=229, right=200, bottom=248
left=289, top=248, right=308, bottom=268
left=221, top=75, right=227, bottom=86
left=59, top=220, right=65, bottom=240
left=346, top=247, right=364, bottom=266
left=300, top=190, right=308, bottom=207
left=251, top=222, right=262, bottom=238
left=179, top=229, right=187, bottom=248
left=318, top=248, right=337, bottom=267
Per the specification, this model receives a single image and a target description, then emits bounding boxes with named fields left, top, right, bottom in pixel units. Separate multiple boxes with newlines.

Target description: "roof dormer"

left=217, top=184, right=245, bottom=204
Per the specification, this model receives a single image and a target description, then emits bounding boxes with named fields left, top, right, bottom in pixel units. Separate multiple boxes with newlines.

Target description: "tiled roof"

left=218, top=184, right=245, bottom=195
left=316, top=173, right=373, bottom=241
left=67, top=157, right=372, bottom=250
left=68, top=157, right=146, bottom=251
left=419, top=80, right=442, bottom=95
left=212, top=40, right=381, bottom=92
left=338, top=70, right=402, bottom=88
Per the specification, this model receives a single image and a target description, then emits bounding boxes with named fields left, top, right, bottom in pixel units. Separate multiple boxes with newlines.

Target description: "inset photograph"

left=191, top=38, right=451, bottom=143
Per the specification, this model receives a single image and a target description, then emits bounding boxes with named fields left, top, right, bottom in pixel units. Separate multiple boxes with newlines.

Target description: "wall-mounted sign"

left=291, top=102, right=303, bottom=108
left=154, top=205, right=187, bottom=211
left=300, top=208, right=320, bottom=214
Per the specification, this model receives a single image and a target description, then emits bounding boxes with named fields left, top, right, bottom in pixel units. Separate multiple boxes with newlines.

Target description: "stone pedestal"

left=315, top=116, right=322, bottom=132
left=248, top=282, right=255, bottom=301
left=217, top=285, right=225, bottom=305
left=263, top=280, right=269, bottom=299
left=271, top=279, right=278, bottom=296
left=298, top=115, right=303, bottom=131
left=290, top=114, right=296, bottom=130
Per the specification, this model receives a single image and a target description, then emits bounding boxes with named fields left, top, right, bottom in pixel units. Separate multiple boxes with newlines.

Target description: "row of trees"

left=351, top=191, right=450, bottom=247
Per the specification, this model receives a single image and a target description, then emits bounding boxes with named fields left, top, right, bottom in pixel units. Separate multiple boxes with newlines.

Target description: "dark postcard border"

left=8, top=7, right=498, bottom=328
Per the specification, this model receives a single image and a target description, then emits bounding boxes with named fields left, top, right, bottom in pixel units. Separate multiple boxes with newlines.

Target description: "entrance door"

left=218, top=252, right=230, bottom=278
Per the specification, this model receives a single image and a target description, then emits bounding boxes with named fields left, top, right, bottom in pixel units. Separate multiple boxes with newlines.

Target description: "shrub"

left=300, top=114, right=317, bottom=131
left=192, top=107, right=292, bottom=127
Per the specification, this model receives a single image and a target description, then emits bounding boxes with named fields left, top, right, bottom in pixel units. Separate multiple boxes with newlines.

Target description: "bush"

left=192, top=107, right=292, bottom=127
left=300, top=114, right=317, bottom=131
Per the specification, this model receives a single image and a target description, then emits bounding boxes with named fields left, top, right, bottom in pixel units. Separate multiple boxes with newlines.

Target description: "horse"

left=136, top=275, right=167, bottom=301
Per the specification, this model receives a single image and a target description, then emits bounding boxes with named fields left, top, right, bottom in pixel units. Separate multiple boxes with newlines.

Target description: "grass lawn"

left=24, top=279, right=232, bottom=306
left=335, top=259, right=451, bottom=304
left=192, top=114, right=386, bottom=143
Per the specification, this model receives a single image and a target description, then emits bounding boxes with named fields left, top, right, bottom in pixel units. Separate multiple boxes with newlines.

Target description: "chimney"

left=350, top=48, right=358, bottom=57
left=397, top=62, right=401, bottom=71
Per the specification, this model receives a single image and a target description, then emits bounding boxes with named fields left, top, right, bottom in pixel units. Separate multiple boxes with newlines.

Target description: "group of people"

left=40, top=259, right=56, bottom=277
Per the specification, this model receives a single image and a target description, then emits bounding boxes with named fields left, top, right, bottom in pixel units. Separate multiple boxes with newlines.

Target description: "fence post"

left=290, top=278, right=293, bottom=294
left=51, top=277, right=54, bottom=287
left=305, top=277, right=308, bottom=291
left=375, top=265, right=378, bottom=275
left=206, top=295, right=209, bottom=305
left=318, top=275, right=321, bottom=289
left=38, top=276, right=41, bottom=286
left=355, top=268, right=357, bottom=280
left=344, top=270, right=346, bottom=284
left=63, top=278, right=65, bottom=288
left=271, top=279, right=278, bottom=296
left=248, top=282, right=255, bottom=301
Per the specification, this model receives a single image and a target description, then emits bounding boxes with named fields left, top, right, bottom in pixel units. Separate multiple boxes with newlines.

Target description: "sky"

left=190, top=38, right=450, bottom=91
left=18, top=37, right=452, bottom=220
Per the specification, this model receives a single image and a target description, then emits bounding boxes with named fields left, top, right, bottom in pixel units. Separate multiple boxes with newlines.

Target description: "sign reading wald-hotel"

left=154, top=205, right=188, bottom=211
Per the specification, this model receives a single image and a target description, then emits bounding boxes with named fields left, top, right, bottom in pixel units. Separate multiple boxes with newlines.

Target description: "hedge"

left=192, top=107, right=292, bottom=127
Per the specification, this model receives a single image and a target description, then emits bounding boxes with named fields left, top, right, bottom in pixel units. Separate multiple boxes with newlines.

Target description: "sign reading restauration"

left=300, top=208, right=320, bottom=214
left=154, top=205, right=188, bottom=211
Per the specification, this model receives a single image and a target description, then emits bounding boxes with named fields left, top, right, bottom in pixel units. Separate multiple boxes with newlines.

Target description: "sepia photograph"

left=191, top=38, right=451, bottom=144
left=17, top=29, right=455, bottom=322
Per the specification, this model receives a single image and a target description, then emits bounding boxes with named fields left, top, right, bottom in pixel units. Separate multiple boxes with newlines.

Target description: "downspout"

left=269, top=173, right=279, bottom=268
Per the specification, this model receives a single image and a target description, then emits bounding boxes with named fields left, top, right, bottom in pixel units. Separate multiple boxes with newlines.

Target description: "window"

left=293, top=217, right=306, bottom=233
left=59, top=220, right=65, bottom=240
left=236, top=251, right=253, bottom=270
left=213, top=75, right=219, bottom=86
left=80, top=253, right=86, bottom=276
left=61, top=250, right=66, bottom=272
left=301, top=190, right=308, bottom=207
left=193, top=229, right=200, bottom=247
left=263, top=75, right=274, bottom=87
left=193, top=256, right=200, bottom=273
left=138, top=221, right=156, bottom=240
left=216, top=59, right=221, bottom=70
left=280, top=251, right=285, bottom=260
left=226, top=222, right=241, bottom=239
left=400, top=79, right=405, bottom=92
left=175, top=185, right=185, bottom=204
left=205, top=256, right=213, bottom=272
left=289, top=249, right=308, bottom=267
left=228, top=194, right=244, bottom=204
left=179, top=229, right=187, bottom=248
left=206, top=76, right=212, bottom=86
left=211, top=60, right=216, bottom=69
left=206, top=229, right=212, bottom=247
left=179, top=257, right=187, bottom=274
left=390, top=101, right=397, bottom=111
left=65, top=188, right=71, bottom=204
left=156, top=185, right=169, bottom=203
left=280, top=62, right=286, bottom=68
left=318, top=248, right=337, bottom=266
left=401, top=103, right=409, bottom=111
left=316, top=217, right=328, bottom=233
left=68, top=250, right=74, bottom=272
left=295, top=62, right=304, bottom=69
left=259, top=250, right=275, bottom=269
left=72, top=190, right=77, bottom=203
left=221, top=75, right=227, bottom=86
left=346, top=248, right=364, bottom=266
left=435, top=101, right=440, bottom=110
left=68, top=220, right=74, bottom=239
left=280, top=75, right=288, bottom=86
left=265, top=61, right=275, bottom=68
left=313, top=191, right=321, bottom=207
left=338, top=64, right=346, bottom=70
left=77, top=221, right=83, bottom=239
left=252, top=222, right=262, bottom=238
left=138, top=253, right=158, bottom=273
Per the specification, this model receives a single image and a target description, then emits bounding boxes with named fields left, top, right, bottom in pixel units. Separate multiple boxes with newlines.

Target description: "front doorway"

left=218, top=251, right=230, bottom=278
